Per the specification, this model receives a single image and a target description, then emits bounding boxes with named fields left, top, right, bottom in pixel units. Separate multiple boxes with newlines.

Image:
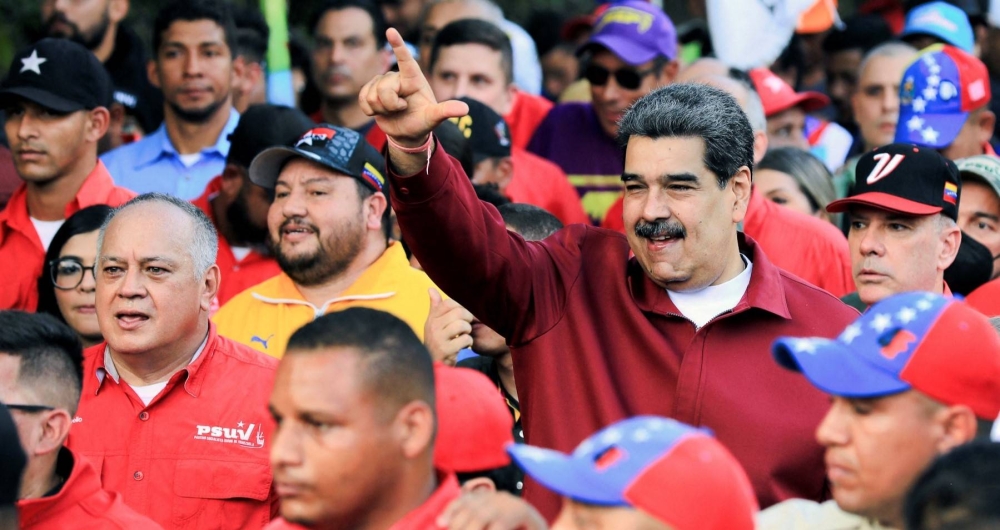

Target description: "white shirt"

left=178, top=152, right=202, bottom=168
left=30, top=217, right=65, bottom=251
left=667, top=255, right=753, bottom=328
left=230, top=246, right=252, bottom=262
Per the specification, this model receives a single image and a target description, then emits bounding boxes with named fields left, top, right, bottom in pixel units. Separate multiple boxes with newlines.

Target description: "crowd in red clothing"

left=3, top=0, right=1000, bottom=529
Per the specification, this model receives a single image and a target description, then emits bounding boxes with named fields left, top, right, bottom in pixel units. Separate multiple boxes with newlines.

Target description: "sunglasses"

left=4, top=403, right=55, bottom=413
left=583, top=63, right=661, bottom=90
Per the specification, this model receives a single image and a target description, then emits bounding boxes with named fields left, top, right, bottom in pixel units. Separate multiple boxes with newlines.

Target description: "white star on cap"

left=600, top=428, right=623, bottom=444
left=763, top=76, right=785, bottom=94
left=922, top=86, right=938, bottom=101
left=907, top=115, right=925, bottom=132
left=916, top=298, right=933, bottom=311
left=792, top=338, right=817, bottom=354
left=922, top=54, right=937, bottom=66
left=896, top=307, right=917, bottom=324
left=912, top=97, right=927, bottom=113
left=939, top=81, right=958, bottom=101
left=921, top=126, right=940, bottom=144
left=870, top=313, right=893, bottom=333
left=840, top=323, right=862, bottom=344
left=631, top=429, right=651, bottom=443
left=929, top=64, right=941, bottom=74
left=926, top=74, right=941, bottom=87
left=19, top=50, right=46, bottom=75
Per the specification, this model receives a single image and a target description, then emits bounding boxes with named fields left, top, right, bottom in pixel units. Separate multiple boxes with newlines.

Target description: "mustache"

left=634, top=219, right=686, bottom=239
left=45, top=11, right=79, bottom=31
left=321, top=66, right=352, bottom=78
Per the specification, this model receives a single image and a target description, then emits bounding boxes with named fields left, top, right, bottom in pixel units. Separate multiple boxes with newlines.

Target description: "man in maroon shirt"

left=266, top=308, right=459, bottom=530
left=360, top=29, right=858, bottom=518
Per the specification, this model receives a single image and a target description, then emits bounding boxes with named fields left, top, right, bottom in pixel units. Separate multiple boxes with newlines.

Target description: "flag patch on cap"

left=362, top=162, right=385, bottom=191
left=944, top=182, right=959, bottom=204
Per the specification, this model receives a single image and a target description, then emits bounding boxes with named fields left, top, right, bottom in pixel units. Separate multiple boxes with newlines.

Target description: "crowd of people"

left=2, top=0, right=1000, bottom=529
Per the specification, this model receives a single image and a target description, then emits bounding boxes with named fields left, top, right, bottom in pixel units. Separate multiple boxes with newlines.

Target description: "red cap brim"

left=826, top=192, right=944, bottom=216
left=769, top=91, right=831, bottom=116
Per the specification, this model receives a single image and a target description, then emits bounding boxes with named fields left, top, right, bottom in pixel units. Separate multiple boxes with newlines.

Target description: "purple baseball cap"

left=579, top=1, right=677, bottom=66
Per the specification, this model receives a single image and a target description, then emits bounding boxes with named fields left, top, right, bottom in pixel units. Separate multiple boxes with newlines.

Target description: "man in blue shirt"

left=100, top=0, right=239, bottom=199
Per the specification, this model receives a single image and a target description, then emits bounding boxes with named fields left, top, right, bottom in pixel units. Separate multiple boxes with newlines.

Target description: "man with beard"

left=100, top=0, right=241, bottom=200
left=309, top=0, right=392, bottom=150
left=362, top=29, right=858, bottom=518
left=191, top=105, right=315, bottom=307
left=212, top=124, right=440, bottom=359
left=41, top=0, right=164, bottom=152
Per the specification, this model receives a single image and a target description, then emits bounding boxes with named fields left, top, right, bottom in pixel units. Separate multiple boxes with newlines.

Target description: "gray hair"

left=617, top=83, right=756, bottom=188
left=743, top=88, right=767, bottom=134
left=422, top=0, right=504, bottom=27
left=97, top=193, right=219, bottom=279
left=858, top=41, right=917, bottom=78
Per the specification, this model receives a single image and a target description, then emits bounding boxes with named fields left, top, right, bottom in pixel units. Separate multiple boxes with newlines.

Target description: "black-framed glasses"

left=49, top=258, right=97, bottom=290
left=583, top=63, right=661, bottom=90
left=4, top=404, right=55, bottom=413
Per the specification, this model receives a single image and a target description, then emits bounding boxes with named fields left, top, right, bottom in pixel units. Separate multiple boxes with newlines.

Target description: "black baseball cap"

left=450, top=97, right=512, bottom=164
left=0, top=38, right=112, bottom=113
left=227, top=105, right=315, bottom=169
left=249, top=124, right=387, bottom=193
left=827, top=143, right=962, bottom=221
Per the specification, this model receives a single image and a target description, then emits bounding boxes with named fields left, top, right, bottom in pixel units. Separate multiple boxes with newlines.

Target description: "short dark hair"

left=429, top=19, right=514, bottom=85
left=286, top=308, right=435, bottom=418
left=0, top=311, right=83, bottom=414
left=153, top=0, right=238, bottom=58
left=37, top=205, right=113, bottom=328
left=617, top=83, right=755, bottom=188
left=234, top=5, right=270, bottom=65
left=905, top=440, right=1000, bottom=530
left=311, top=0, right=388, bottom=49
left=498, top=203, right=563, bottom=241
left=473, top=183, right=511, bottom=208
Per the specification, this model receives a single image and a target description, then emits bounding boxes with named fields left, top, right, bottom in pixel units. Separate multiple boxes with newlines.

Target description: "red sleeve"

left=388, top=146, right=585, bottom=345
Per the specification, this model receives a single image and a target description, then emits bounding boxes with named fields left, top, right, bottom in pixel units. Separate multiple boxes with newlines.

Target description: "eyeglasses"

left=583, top=63, right=661, bottom=90
left=50, top=258, right=97, bottom=290
left=4, top=404, right=55, bottom=413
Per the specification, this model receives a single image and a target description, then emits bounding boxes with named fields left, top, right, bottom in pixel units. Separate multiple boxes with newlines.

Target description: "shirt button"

left=139, top=411, right=149, bottom=421
left=134, top=471, right=144, bottom=481
left=519, top=430, right=523, bottom=437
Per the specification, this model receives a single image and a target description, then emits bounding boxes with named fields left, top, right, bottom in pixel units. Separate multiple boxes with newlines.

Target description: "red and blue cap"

left=578, top=1, right=677, bottom=65
left=895, top=44, right=990, bottom=149
left=773, top=292, right=1000, bottom=420
left=507, top=416, right=757, bottom=530
left=901, top=1, right=974, bottom=53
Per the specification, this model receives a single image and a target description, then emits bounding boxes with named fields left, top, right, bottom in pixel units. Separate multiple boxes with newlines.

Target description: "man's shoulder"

left=757, top=499, right=888, bottom=530
left=212, top=333, right=280, bottom=373
left=541, top=102, right=594, bottom=126
left=100, top=135, right=159, bottom=171
left=777, top=267, right=858, bottom=315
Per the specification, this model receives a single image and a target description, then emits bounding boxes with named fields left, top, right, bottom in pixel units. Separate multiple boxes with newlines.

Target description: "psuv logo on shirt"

left=194, top=420, right=265, bottom=449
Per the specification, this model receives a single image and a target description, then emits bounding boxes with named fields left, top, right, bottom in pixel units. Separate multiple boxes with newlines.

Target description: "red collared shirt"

left=505, top=90, right=553, bottom=150
left=18, top=448, right=162, bottom=529
left=67, top=324, right=279, bottom=530
left=262, top=472, right=460, bottom=530
left=0, top=161, right=135, bottom=311
left=191, top=176, right=281, bottom=306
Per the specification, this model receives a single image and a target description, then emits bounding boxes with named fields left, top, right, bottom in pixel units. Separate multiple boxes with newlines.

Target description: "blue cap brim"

left=507, top=445, right=629, bottom=506
left=895, top=111, right=968, bottom=148
left=773, top=338, right=912, bottom=398
left=580, top=35, right=659, bottom=66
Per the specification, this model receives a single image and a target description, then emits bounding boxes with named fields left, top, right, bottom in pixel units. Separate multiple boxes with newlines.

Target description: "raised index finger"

left=387, top=28, right=420, bottom=77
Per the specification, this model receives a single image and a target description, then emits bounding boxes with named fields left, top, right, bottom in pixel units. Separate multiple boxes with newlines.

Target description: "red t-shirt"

left=602, top=189, right=855, bottom=297
left=67, top=325, right=279, bottom=529
left=0, top=161, right=135, bottom=311
left=508, top=148, right=590, bottom=226
left=191, top=177, right=281, bottom=306
left=505, top=90, right=553, bottom=150
left=966, top=278, right=1000, bottom=316
left=17, top=448, right=162, bottom=529
left=263, top=472, right=460, bottom=530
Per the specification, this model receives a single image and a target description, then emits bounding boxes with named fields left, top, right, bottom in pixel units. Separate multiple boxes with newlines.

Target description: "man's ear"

left=220, top=165, right=245, bottom=200
left=147, top=59, right=161, bottom=90
left=752, top=130, right=769, bottom=165
left=730, top=166, right=753, bottom=224
left=395, top=400, right=435, bottom=459
left=658, top=60, right=680, bottom=85
left=36, top=410, right=73, bottom=457
left=938, top=222, right=961, bottom=271
left=935, top=404, right=979, bottom=453
left=460, top=477, right=498, bottom=494
left=365, top=192, right=389, bottom=232
left=109, top=0, right=130, bottom=24
left=200, top=265, right=221, bottom=312
left=495, top=157, right=514, bottom=194
left=977, top=110, right=996, bottom=145
left=87, top=107, right=112, bottom=141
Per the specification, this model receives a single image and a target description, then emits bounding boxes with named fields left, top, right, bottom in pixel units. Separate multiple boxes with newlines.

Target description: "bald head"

left=419, top=0, right=505, bottom=69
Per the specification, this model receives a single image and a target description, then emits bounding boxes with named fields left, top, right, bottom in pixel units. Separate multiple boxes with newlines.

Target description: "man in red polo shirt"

left=362, top=31, right=858, bottom=518
left=0, top=39, right=134, bottom=312
left=0, top=311, right=160, bottom=529
left=266, top=308, right=459, bottom=530
left=192, top=104, right=314, bottom=306
left=66, top=194, right=279, bottom=529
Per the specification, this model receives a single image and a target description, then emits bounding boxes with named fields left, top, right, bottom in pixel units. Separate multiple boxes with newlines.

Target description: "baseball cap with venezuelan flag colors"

left=826, top=143, right=961, bottom=221
left=248, top=123, right=387, bottom=193
left=508, top=416, right=757, bottom=530
left=773, top=292, right=1000, bottom=420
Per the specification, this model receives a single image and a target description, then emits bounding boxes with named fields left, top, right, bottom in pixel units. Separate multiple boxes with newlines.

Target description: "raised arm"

left=359, top=29, right=585, bottom=344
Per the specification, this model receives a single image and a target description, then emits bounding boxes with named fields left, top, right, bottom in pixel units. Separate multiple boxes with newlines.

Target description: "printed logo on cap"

left=20, top=50, right=46, bottom=75
left=362, top=162, right=385, bottom=191
left=912, top=9, right=958, bottom=32
left=296, top=127, right=338, bottom=147
left=494, top=120, right=510, bottom=147
left=944, top=182, right=959, bottom=204
left=865, top=153, right=906, bottom=185
left=449, top=115, right=473, bottom=138
left=593, top=6, right=654, bottom=33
